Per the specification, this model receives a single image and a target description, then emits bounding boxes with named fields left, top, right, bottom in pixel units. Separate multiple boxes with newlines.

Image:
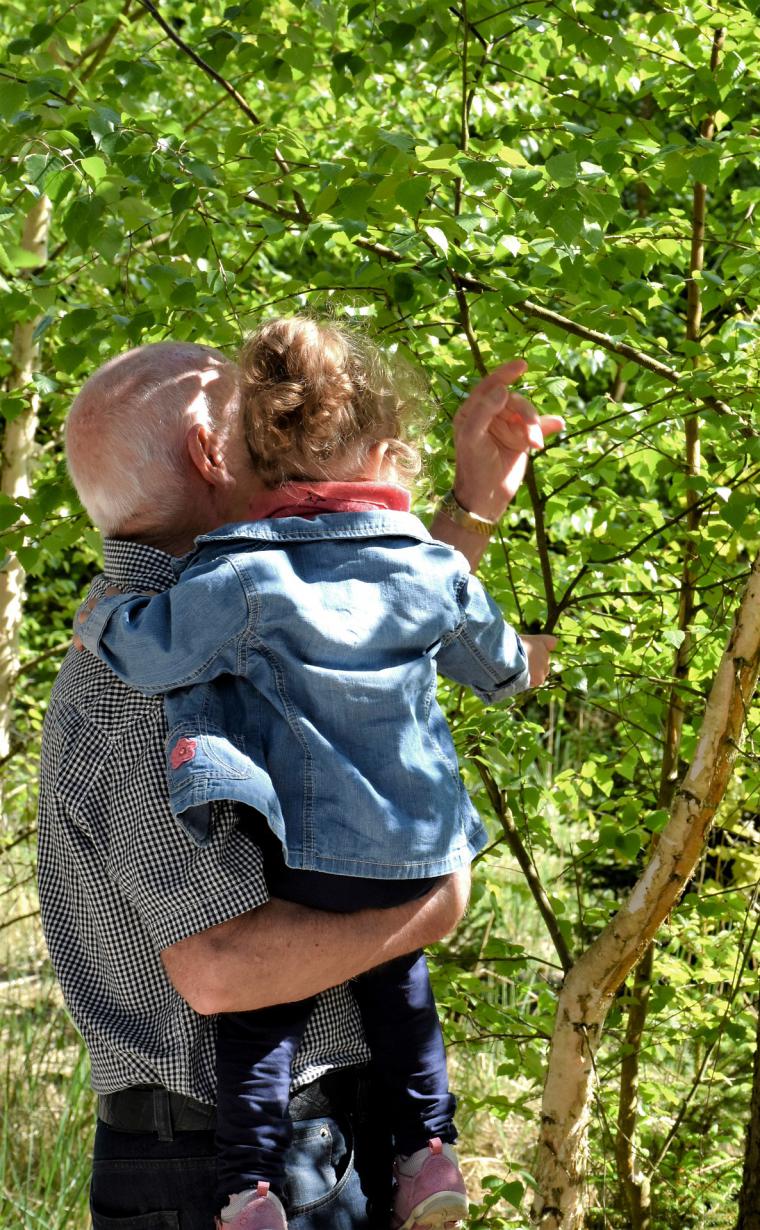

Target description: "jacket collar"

left=191, top=510, right=433, bottom=550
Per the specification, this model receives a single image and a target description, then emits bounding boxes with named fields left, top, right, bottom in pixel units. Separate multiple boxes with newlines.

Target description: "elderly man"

left=38, top=337, right=560, bottom=1230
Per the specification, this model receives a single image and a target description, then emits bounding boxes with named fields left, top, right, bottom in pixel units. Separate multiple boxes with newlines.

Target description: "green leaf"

left=460, top=158, right=502, bottom=188
left=80, top=155, right=108, bottom=183
left=423, top=225, right=449, bottom=256
left=720, top=490, right=752, bottom=530
left=392, top=272, right=415, bottom=302
left=395, top=176, right=430, bottom=216
left=0, top=81, right=26, bottom=117
left=501, top=1180, right=525, bottom=1208
left=0, top=494, right=22, bottom=531
left=545, top=152, right=578, bottom=185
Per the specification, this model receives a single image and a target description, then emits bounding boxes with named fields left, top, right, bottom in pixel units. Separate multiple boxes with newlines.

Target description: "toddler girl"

left=77, top=318, right=547, bottom=1230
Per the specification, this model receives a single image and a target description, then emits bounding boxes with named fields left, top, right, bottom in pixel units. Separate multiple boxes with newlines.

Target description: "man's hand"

left=453, top=360, right=565, bottom=522
left=520, top=633, right=557, bottom=688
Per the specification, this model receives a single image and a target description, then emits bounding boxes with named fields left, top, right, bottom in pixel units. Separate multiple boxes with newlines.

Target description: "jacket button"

left=170, top=737, right=197, bottom=769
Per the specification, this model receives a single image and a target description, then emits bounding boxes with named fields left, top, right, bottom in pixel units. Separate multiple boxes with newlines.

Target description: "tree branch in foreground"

left=476, top=760, right=573, bottom=974
left=138, top=0, right=309, bottom=221
left=532, top=548, right=760, bottom=1228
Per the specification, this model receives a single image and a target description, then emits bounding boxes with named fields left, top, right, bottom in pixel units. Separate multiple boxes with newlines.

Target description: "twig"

left=476, top=759, right=573, bottom=973
left=346, top=235, right=743, bottom=426
left=137, top=0, right=309, bottom=221
left=137, top=0, right=262, bottom=125
left=525, top=459, right=558, bottom=625
left=0, top=908, right=40, bottom=933
left=13, top=642, right=68, bottom=682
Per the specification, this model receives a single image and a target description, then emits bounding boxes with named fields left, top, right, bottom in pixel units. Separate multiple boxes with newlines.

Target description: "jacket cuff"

left=76, top=593, right=134, bottom=654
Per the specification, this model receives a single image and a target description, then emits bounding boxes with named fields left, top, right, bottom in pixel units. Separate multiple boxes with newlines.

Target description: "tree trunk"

left=737, top=1000, right=760, bottom=1229
left=615, top=943, right=653, bottom=1229
left=0, top=194, right=51, bottom=761
left=532, top=549, right=760, bottom=1228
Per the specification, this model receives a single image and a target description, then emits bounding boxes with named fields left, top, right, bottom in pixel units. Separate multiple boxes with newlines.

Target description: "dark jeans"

left=215, top=856, right=456, bottom=1206
left=91, top=1078, right=391, bottom=1230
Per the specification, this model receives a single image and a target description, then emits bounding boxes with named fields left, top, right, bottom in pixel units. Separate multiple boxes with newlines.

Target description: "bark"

left=615, top=943, right=653, bottom=1229
left=0, top=195, right=51, bottom=761
left=532, top=549, right=760, bottom=1228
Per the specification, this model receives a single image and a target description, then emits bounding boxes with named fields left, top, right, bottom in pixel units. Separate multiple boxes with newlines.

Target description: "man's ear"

left=186, top=423, right=228, bottom=487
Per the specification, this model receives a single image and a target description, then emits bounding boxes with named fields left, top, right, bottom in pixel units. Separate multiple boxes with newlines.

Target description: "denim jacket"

left=78, top=511, right=529, bottom=879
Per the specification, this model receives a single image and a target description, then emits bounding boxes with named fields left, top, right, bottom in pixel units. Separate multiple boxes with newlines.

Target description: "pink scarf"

left=248, top=481, right=411, bottom=521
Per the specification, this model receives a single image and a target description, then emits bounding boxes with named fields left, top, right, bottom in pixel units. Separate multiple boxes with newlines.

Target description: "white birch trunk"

left=532, top=550, right=760, bottom=1227
left=0, top=194, right=52, bottom=762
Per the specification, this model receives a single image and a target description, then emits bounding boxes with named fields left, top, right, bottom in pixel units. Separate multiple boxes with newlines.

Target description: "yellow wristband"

left=438, top=489, right=497, bottom=537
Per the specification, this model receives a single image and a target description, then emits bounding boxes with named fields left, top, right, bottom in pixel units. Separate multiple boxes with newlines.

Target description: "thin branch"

left=12, top=642, right=68, bottom=682
left=70, top=0, right=135, bottom=94
left=243, top=193, right=301, bottom=224
left=476, top=759, right=573, bottom=973
left=454, top=283, right=487, bottom=376
left=0, top=908, right=40, bottom=933
left=526, top=459, right=558, bottom=625
left=137, top=0, right=263, bottom=125
left=347, top=235, right=744, bottom=427
left=137, top=0, right=309, bottom=222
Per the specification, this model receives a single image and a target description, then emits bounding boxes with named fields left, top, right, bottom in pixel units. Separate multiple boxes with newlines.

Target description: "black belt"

left=97, top=1068, right=361, bottom=1140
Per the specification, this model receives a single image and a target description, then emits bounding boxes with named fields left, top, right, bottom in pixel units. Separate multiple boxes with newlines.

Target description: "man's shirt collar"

left=102, top=538, right=178, bottom=592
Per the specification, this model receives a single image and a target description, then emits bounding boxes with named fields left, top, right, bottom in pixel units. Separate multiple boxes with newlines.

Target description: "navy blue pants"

left=215, top=857, right=456, bottom=1206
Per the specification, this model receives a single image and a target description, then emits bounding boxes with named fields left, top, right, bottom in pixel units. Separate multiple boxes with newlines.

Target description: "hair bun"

left=239, top=316, right=423, bottom=487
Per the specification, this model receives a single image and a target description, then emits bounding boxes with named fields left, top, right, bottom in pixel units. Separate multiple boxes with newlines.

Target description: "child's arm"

left=437, top=572, right=554, bottom=702
left=75, top=555, right=249, bottom=695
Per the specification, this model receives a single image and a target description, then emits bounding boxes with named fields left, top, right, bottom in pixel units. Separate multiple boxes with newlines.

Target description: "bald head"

left=66, top=342, right=244, bottom=544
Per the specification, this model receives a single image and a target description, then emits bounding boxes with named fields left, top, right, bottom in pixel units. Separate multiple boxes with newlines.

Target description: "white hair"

left=65, top=342, right=240, bottom=535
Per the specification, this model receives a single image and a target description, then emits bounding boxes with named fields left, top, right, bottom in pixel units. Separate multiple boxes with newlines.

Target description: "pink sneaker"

left=391, top=1138, right=468, bottom=1230
left=215, top=1182, right=288, bottom=1230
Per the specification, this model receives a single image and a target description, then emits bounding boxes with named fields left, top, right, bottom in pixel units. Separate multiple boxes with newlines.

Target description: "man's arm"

left=431, top=359, right=565, bottom=570
left=161, top=868, right=470, bottom=1015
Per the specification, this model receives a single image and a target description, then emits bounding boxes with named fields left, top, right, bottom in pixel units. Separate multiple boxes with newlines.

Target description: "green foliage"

left=1, top=0, right=759, bottom=1225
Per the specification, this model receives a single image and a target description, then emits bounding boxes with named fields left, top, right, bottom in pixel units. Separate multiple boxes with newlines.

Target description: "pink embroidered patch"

left=170, top=737, right=197, bottom=769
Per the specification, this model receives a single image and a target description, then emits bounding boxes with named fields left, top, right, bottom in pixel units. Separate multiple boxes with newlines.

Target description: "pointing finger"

left=540, top=415, right=565, bottom=439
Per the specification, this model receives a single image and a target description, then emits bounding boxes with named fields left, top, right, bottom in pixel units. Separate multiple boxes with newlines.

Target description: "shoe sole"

left=395, top=1191, right=469, bottom=1230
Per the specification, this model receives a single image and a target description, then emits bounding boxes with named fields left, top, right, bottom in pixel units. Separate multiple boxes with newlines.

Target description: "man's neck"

left=111, top=527, right=197, bottom=557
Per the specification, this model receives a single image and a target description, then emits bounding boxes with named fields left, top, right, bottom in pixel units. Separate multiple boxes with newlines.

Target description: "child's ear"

left=364, top=440, right=393, bottom=479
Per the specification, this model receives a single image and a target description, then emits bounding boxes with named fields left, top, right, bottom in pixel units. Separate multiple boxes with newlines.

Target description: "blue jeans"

left=90, top=1091, right=390, bottom=1230
left=216, top=855, right=457, bottom=1206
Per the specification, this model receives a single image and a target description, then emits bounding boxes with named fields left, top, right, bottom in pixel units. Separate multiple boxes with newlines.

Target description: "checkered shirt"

left=37, top=538, right=369, bottom=1105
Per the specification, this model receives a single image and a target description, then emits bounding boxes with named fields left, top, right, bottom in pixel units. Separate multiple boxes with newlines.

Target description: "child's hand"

left=73, top=585, right=128, bottom=650
left=520, top=633, right=557, bottom=687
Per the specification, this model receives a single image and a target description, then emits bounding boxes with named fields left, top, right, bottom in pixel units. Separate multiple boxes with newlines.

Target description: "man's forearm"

left=429, top=510, right=490, bottom=571
left=161, top=869, right=469, bottom=1015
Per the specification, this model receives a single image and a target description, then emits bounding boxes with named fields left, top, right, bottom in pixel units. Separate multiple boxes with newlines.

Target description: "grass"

left=1, top=817, right=93, bottom=1230
left=1, top=984, right=92, bottom=1230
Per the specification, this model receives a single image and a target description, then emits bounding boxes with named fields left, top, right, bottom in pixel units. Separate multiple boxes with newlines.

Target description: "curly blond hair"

left=239, top=317, right=423, bottom=487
